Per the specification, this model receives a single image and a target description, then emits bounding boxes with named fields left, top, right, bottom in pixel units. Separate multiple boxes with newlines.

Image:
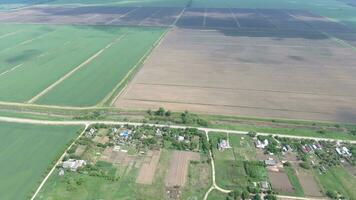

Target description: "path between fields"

left=1, top=116, right=351, bottom=200
left=203, top=130, right=232, bottom=200
left=0, top=116, right=355, bottom=144
left=30, top=123, right=89, bottom=200
left=27, top=34, right=126, bottom=103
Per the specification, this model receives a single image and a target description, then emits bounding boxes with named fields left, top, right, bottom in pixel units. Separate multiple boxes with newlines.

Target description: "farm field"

left=117, top=13, right=356, bottom=123
left=0, top=7, right=184, bottom=26
left=0, top=121, right=81, bottom=200
left=0, top=24, right=165, bottom=106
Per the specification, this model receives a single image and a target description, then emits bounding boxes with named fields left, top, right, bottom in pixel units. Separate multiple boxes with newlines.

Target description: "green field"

left=0, top=121, right=81, bottom=200
left=0, top=24, right=165, bottom=106
left=314, top=166, right=356, bottom=199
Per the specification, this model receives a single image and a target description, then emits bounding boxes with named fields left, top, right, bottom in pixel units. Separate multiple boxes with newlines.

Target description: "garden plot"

left=165, top=150, right=200, bottom=187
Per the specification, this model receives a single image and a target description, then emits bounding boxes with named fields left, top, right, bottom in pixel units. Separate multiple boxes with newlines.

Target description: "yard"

left=0, top=121, right=81, bottom=200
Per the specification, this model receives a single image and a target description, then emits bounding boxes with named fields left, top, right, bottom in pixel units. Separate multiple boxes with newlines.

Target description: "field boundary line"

left=0, top=63, right=23, bottom=77
left=228, top=8, right=241, bottom=28
left=172, top=7, right=186, bottom=26
left=30, top=124, right=89, bottom=200
left=138, top=8, right=162, bottom=26
left=0, top=30, right=57, bottom=54
left=27, top=34, right=127, bottom=104
left=105, top=7, right=140, bottom=25
left=0, top=30, right=23, bottom=39
left=105, top=28, right=170, bottom=106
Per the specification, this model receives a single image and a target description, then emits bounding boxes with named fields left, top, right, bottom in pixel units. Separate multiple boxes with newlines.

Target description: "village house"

left=264, top=158, right=277, bottom=166
left=260, top=181, right=270, bottom=191
left=218, top=139, right=231, bottom=151
left=62, top=159, right=86, bottom=171
left=336, top=147, right=352, bottom=157
left=255, top=139, right=269, bottom=149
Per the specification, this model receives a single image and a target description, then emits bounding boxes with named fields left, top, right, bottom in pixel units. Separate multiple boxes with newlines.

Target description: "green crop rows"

left=0, top=121, right=81, bottom=200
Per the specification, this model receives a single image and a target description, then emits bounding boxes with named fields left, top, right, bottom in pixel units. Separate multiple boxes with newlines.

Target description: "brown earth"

left=294, top=167, right=324, bottom=197
left=268, top=171, right=295, bottom=194
left=115, top=23, right=356, bottom=123
left=165, top=151, right=200, bottom=187
left=100, top=147, right=135, bottom=165
left=136, top=150, right=161, bottom=185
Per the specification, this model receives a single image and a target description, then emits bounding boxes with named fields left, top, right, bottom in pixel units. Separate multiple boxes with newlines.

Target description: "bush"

left=326, top=190, right=338, bottom=199
left=299, top=162, right=311, bottom=169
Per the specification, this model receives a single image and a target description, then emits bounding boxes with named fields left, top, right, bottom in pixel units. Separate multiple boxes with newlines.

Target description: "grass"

left=0, top=121, right=81, bottom=200
left=210, top=132, right=248, bottom=189
left=314, top=166, right=356, bottom=199
left=284, top=166, right=305, bottom=197
left=0, top=24, right=165, bottom=106
left=181, top=158, right=212, bottom=200
left=207, top=189, right=228, bottom=200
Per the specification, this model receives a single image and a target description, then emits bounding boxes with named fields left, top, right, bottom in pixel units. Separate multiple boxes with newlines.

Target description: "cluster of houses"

left=301, top=143, right=322, bottom=153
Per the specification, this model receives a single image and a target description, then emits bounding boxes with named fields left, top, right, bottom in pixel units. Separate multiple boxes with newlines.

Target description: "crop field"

left=0, top=24, right=165, bottom=107
left=0, top=121, right=81, bottom=200
left=116, top=8, right=356, bottom=123
left=0, top=7, right=184, bottom=26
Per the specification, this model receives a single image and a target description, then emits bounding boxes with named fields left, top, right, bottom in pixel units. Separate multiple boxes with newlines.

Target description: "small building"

left=264, top=159, right=277, bottom=166
left=86, top=128, right=96, bottom=136
left=218, top=139, right=231, bottom=151
left=260, top=181, right=269, bottom=191
left=119, top=130, right=131, bottom=139
left=62, top=159, right=86, bottom=171
left=336, top=147, right=352, bottom=157
left=255, top=139, right=269, bottom=149
left=177, top=135, right=185, bottom=142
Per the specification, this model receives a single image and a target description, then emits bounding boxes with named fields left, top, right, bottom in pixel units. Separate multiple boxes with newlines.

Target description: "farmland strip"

left=27, top=34, right=126, bottom=103
left=0, top=30, right=23, bottom=40
left=0, top=63, right=23, bottom=77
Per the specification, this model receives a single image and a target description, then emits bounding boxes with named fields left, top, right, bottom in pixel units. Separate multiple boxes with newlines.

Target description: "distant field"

left=0, top=0, right=190, bottom=8
left=0, top=24, right=165, bottom=106
left=0, top=121, right=80, bottom=200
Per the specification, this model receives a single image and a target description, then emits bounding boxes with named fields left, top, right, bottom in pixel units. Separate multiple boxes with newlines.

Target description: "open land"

left=0, top=121, right=80, bottom=200
left=165, top=150, right=200, bottom=187
left=116, top=8, right=356, bottom=123
left=0, top=24, right=164, bottom=106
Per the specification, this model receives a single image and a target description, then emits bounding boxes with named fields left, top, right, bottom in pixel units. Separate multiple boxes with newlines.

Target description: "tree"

left=165, top=110, right=171, bottom=117
left=326, top=190, right=338, bottom=199
left=253, top=194, right=261, bottom=200
left=299, top=162, right=311, bottom=169
left=155, top=107, right=166, bottom=116
left=241, top=190, right=250, bottom=200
